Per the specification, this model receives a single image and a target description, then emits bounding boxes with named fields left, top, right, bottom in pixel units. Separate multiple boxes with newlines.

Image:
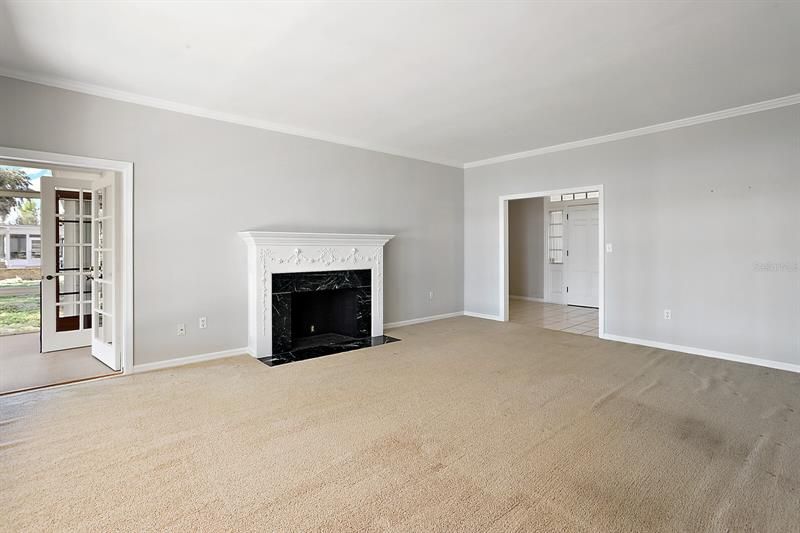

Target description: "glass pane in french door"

left=55, top=274, right=92, bottom=331
left=56, top=245, right=91, bottom=272
left=57, top=219, right=80, bottom=243
left=57, top=196, right=80, bottom=217
left=93, top=281, right=111, bottom=312
left=54, top=188, right=92, bottom=333
left=95, top=312, right=112, bottom=344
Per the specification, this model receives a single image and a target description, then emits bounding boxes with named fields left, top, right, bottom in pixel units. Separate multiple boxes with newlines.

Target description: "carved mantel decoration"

left=238, top=231, right=394, bottom=358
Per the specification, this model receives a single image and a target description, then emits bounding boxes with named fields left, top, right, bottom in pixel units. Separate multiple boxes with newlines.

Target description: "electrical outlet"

left=199, top=317, right=207, bottom=329
left=177, top=323, right=186, bottom=336
left=663, top=309, right=672, bottom=320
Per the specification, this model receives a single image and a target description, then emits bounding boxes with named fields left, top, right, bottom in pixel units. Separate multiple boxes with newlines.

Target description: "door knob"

left=44, top=275, right=54, bottom=280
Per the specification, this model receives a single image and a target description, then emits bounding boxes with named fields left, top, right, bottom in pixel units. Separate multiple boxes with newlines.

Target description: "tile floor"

left=509, top=298, right=599, bottom=337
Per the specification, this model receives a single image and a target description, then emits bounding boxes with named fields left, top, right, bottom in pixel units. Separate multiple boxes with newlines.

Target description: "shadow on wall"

left=508, top=197, right=545, bottom=300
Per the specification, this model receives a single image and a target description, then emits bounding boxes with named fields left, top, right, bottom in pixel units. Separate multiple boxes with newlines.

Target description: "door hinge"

left=566, top=250, right=569, bottom=257
left=566, top=213, right=569, bottom=220
left=566, top=286, right=569, bottom=293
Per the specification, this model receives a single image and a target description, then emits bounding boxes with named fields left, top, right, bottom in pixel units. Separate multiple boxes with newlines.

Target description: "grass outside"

left=0, top=293, right=40, bottom=336
left=0, top=267, right=41, bottom=281
left=0, top=279, right=40, bottom=288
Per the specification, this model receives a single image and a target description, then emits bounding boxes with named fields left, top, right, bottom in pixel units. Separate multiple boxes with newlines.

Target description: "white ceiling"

left=1, top=1, right=798, bottom=167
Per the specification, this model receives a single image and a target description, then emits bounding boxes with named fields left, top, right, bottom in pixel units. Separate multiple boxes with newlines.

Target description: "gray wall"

left=3, top=73, right=798, bottom=368
left=508, top=197, right=544, bottom=299
left=0, top=76, right=464, bottom=365
left=465, top=105, right=800, bottom=366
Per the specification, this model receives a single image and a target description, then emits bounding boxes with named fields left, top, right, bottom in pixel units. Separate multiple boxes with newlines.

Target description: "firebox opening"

left=291, top=288, right=360, bottom=349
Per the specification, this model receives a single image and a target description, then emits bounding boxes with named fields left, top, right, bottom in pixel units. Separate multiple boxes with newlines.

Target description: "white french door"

left=566, top=204, right=599, bottom=307
left=41, top=178, right=93, bottom=352
left=40, top=176, right=119, bottom=370
left=90, top=175, right=118, bottom=370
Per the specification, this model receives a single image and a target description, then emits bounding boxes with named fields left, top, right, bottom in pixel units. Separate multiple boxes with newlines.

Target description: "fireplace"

left=272, top=269, right=372, bottom=353
left=239, top=231, right=398, bottom=365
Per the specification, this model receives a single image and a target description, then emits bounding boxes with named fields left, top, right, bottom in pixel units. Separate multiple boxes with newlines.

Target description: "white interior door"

left=90, top=175, right=118, bottom=370
left=40, top=178, right=93, bottom=352
left=566, top=204, right=599, bottom=307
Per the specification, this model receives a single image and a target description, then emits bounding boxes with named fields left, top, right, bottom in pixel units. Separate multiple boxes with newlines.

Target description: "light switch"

left=605, top=243, right=613, bottom=253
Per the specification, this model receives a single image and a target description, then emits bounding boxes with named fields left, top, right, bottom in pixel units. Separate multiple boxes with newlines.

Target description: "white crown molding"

left=601, top=333, right=800, bottom=375
left=0, top=67, right=462, bottom=169
left=5, top=67, right=797, bottom=172
left=464, top=92, right=800, bottom=169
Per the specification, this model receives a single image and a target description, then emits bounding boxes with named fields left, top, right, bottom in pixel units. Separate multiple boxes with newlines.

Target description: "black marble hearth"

left=268, top=269, right=397, bottom=365
left=259, top=335, right=400, bottom=366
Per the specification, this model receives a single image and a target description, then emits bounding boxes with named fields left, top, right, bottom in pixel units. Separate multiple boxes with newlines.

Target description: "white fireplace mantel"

left=238, top=231, right=394, bottom=358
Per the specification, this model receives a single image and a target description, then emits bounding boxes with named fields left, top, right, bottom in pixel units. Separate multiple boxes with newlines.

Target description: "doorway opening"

left=0, top=149, right=132, bottom=395
left=500, top=186, right=604, bottom=336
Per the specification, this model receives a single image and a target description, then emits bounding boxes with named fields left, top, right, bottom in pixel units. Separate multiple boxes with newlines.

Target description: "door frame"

left=0, top=146, right=134, bottom=373
left=499, top=185, right=604, bottom=336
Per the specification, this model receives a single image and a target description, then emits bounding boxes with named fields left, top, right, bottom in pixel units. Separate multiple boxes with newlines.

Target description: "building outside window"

left=31, top=238, right=41, bottom=259
left=0, top=226, right=41, bottom=268
left=10, top=234, right=26, bottom=259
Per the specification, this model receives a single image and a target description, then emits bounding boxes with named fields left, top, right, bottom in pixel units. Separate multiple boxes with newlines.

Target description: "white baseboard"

left=463, top=311, right=504, bottom=321
left=600, top=333, right=800, bottom=374
left=133, top=313, right=466, bottom=371
left=132, top=347, right=249, bottom=373
left=384, top=311, right=463, bottom=329
left=510, top=295, right=547, bottom=303
left=133, top=313, right=465, bottom=372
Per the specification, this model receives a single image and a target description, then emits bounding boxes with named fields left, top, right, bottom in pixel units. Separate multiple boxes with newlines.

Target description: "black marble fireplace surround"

left=263, top=269, right=398, bottom=366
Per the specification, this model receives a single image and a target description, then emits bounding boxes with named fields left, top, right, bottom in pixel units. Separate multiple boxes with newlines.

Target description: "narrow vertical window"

left=548, top=210, right=564, bottom=264
left=31, top=237, right=41, bottom=258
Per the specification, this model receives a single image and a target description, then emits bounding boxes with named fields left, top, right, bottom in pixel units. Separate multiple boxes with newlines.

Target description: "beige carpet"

left=1, top=311, right=799, bottom=531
